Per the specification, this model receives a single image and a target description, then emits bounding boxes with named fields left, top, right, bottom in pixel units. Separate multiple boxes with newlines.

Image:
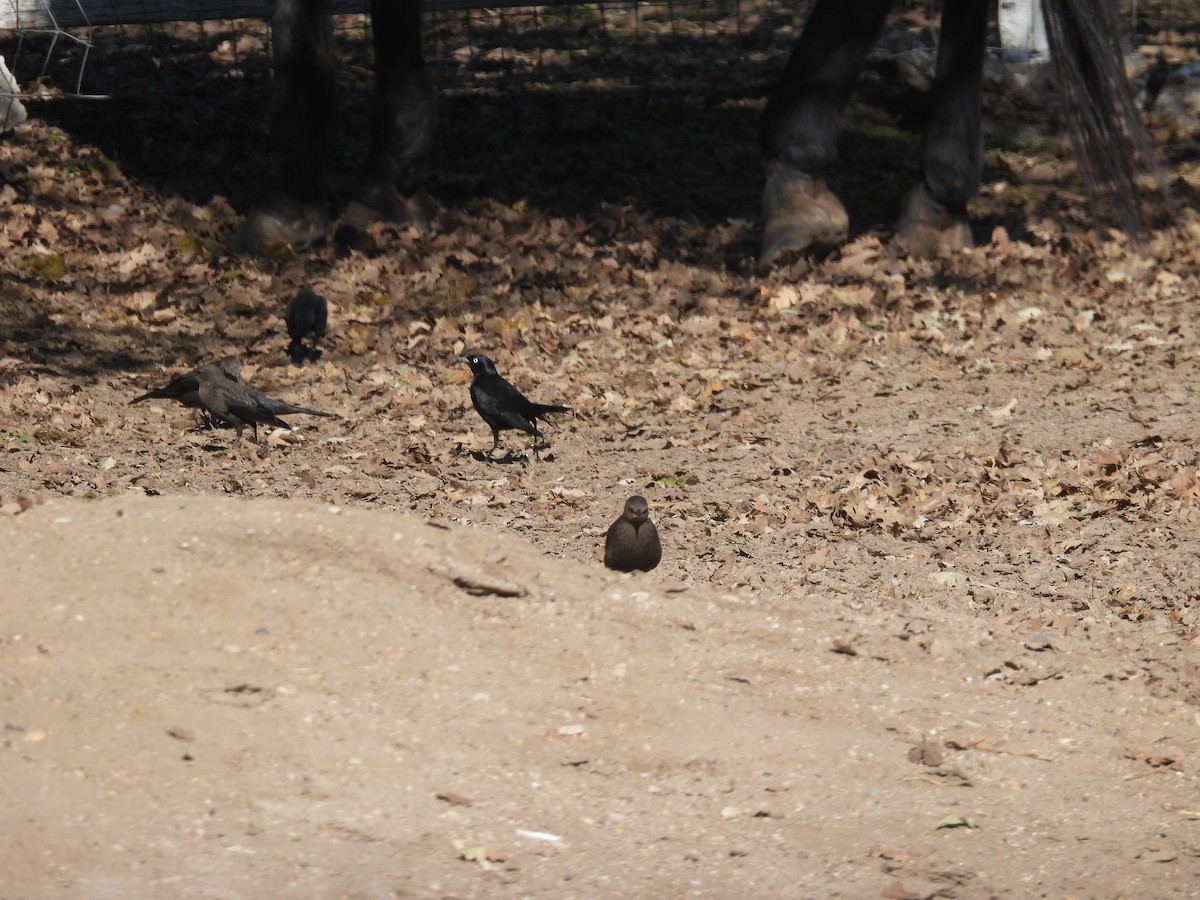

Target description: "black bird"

left=285, top=286, right=328, bottom=362
left=131, top=356, right=243, bottom=427
left=196, top=367, right=333, bottom=447
left=457, top=353, right=569, bottom=457
left=604, top=495, right=662, bottom=573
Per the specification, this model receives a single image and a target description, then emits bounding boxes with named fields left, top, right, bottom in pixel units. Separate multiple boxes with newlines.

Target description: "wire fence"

left=0, top=0, right=1187, bottom=114
left=0, top=0, right=819, bottom=105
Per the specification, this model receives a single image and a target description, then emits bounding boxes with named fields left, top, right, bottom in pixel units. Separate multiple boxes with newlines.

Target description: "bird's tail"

left=280, top=404, right=333, bottom=418
left=532, top=404, right=569, bottom=418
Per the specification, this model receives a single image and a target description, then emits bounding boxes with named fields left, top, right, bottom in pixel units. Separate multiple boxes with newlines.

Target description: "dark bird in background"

left=196, top=366, right=333, bottom=448
left=604, top=495, right=662, bottom=572
left=285, top=286, right=328, bottom=363
left=131, top=356, right=243, bottom=427
left=457, top=352, right=569, bottom=458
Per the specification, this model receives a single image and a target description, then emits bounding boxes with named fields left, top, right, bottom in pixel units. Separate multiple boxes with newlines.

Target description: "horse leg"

left=234, top=0, right=338, bottom=253
left=758, top=0, right=894, bottom=268
left=338, top=0, right=437, bottom=244
left=894, top=0, right=987, bottom=256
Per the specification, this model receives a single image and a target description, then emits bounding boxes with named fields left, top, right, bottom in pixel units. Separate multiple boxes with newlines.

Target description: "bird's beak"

left=455, top=355, right=467, bottom=364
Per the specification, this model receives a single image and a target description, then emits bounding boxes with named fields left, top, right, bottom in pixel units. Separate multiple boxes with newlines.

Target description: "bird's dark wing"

left=255, top=395, right=333, bottom=418
left=312, top=298, right=328, bottom=338
left=604, top=518, right=638, bottom=571
left=217, top=386, right=293, bottom=430
left=638, top=520, right=663, bottom=570
left=471, top=376, right=539, bottom=435
left=286, top=311, right=307, bottom=343
left=134, top=359, right=240, bottom=405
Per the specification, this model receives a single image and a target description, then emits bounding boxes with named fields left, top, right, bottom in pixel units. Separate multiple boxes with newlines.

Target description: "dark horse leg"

left=894, top=0, right=987, bottom=256
left=339, top=0, right=437, bottom=243
left=233, top=0, right=336, bottom=252
left=759, top=0, right=988, bottom=266
left=758, top=0, right=893, bottom=268
left=234, top=0, right=436, bottom=254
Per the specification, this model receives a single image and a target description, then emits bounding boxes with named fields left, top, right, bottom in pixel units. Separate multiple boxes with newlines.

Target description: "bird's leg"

left=231, top=422, right=245, bottom=448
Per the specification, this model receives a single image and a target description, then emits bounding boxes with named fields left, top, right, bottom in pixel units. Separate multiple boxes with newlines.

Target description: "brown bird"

left=196, top=366, right=333, bottom=447
left=131, top=356, right=243, bottom=427
left=604, top=495, right=662, bottom=572
left=285, top=286, right=328, bottom=363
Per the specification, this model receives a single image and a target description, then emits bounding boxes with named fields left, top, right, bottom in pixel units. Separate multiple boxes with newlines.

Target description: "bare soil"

left=2, top=12, right=1200, bottom=899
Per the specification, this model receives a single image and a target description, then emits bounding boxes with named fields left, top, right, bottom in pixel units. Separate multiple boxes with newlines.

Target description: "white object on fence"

left=0, top=54, right=27, bottom=132
left=998, top=0, right=1049, bottom=58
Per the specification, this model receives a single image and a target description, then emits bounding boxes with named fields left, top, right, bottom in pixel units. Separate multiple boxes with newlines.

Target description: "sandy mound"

left=3, top=495, right=1197, bottom=897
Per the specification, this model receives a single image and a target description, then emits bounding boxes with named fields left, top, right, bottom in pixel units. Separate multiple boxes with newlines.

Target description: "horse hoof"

left=231, top=200, right=329, bottom=255
left=335, top=186, right=435, bottom=251
left=758, top=163, right=849, bottom=269
left=894, top=184, right=972, bottom=257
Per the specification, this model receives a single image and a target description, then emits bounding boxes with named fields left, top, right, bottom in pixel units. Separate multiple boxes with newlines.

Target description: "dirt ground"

left=3, top=9, right=1200, bottom=899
